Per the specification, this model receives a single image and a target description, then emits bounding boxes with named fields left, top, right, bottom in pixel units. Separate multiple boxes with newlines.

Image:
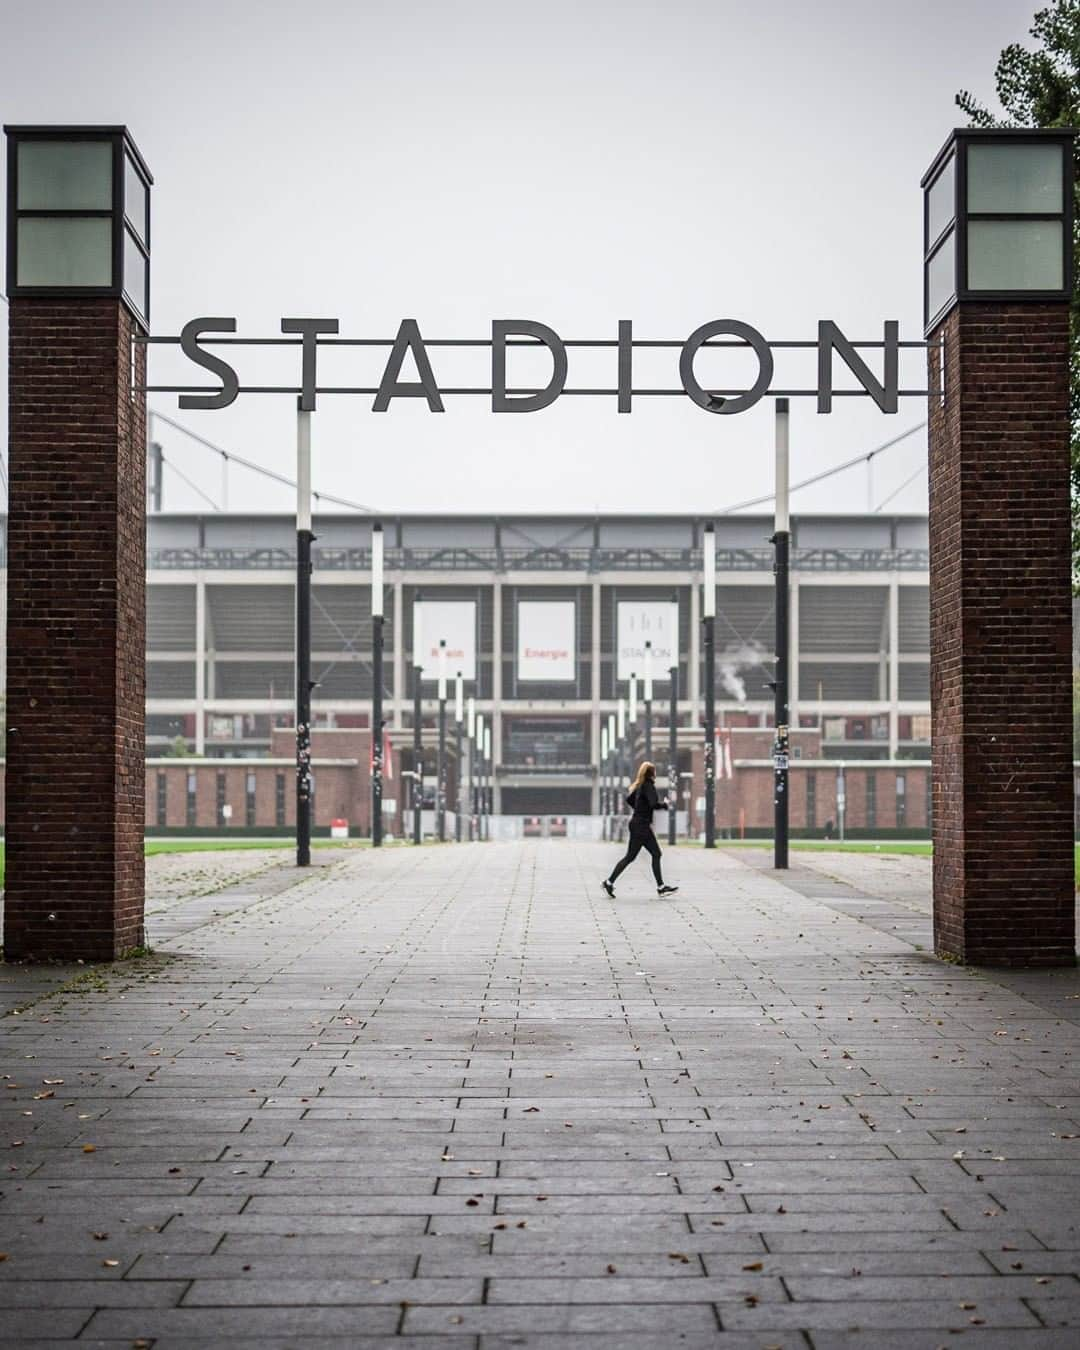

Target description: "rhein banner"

left=616, top=601, right=679, bottom=680
left=517, top=601, right=575, bottom=682
left=412, top=600, right=477, bottom=680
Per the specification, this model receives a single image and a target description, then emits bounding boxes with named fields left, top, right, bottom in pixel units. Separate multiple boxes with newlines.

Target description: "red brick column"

left=929, top=304, right=1075, bottom=966
left=4, top=299, right=146, bottom=960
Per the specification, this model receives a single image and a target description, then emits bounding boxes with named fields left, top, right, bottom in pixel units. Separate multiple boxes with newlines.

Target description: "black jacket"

left=625, top=780, right=668, bottom=829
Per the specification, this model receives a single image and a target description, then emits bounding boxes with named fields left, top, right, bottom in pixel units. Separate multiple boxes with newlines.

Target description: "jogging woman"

left=602, top=761, right=678, bottom=898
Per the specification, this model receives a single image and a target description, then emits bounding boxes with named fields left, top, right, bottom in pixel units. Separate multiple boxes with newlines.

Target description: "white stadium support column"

left=195, top=576, right=207, bottom=755
left=492, top=580, right=502, bottom=814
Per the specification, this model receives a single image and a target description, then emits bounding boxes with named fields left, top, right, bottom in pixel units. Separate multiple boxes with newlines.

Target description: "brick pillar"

left=4, top=299, right=146, bottom=960
left=929, top=303, right=1075, bottom=966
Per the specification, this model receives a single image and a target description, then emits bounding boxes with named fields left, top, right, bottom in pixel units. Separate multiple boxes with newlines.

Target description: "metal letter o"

left=679, top=320, right=774, bottom=415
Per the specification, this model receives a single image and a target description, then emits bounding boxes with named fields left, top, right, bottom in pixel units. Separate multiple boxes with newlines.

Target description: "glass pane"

left=927, top=155, right=954, bottom=245
left=17, top=140, right=112, bottom=210
left=967, top=219, right=1063, bottom=290
left=926, top=229, right=955, bottom=320
left=124, top=155, right=148, bottom=243
left=16, top=216, right=113, bottom=286
left=967, top=141, right=1063, bottom=213
left=123, top=227, right=148, bottom=317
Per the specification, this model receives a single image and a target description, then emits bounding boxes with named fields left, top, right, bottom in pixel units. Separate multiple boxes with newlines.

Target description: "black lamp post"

left=702, top=522, right=716, bottom=849
left=772, top=400, right=790, bottom=870
left=412, top=662, right=423, bottom=845
left=608, top=711, right=618, bottom=839
left=600, top=723, right=609, bottom=838
left=437, top=639, right=447, bottom=842
left=644, top=641, right=653, bottom=761
left=629, top=673, right=638, bottom=769
left=454, top=671, right=464, bottom=842
left=474, top=710, right=484, bottom=841
left=295, top=406, right=313, bottom=867
left=371, top=522, right=384, bottom=847
left=482, top=722, right=492, bottom=839
left=668, top=663, right=678, bottom=846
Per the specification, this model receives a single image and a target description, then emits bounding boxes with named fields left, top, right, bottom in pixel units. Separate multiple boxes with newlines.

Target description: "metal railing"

left=145, top=545, right=930, bottom=573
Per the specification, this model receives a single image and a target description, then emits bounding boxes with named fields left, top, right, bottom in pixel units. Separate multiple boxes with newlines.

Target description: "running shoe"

left=656, top=885, right=679, bottom=897
left=602, top=880, right=615, bottom=899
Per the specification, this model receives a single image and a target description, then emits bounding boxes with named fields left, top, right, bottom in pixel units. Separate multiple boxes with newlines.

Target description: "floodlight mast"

left=371, top=522, right=384, bottom=847
left=296, top=406, right=313, bottom=867
left=773, top=398, right=791, bottom=870
left=702, top=523, right=716, bottom=849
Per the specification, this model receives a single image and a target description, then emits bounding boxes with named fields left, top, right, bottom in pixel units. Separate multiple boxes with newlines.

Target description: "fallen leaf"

left=742, top=1261, right=763, bottom=1271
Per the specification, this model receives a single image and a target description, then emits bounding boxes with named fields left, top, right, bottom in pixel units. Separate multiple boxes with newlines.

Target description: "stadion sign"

left=165, top=317, right=907, bottom=414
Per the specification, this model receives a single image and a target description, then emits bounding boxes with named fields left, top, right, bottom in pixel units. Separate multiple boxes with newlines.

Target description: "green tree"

left=957, top=0, right=1080, bottom=586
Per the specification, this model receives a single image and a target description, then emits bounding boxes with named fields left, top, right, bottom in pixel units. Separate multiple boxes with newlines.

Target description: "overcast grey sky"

left=0, top=0, right=1045, bottom=516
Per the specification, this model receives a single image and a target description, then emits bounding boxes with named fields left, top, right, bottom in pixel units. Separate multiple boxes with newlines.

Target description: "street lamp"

left=295, top=405, right=314, bottom=867
left=437, top=639, right=447, bottom=842
left=466, top=695, right=476, bottom=840
left=475, top=712, right=485, bottom=841
left=702, top=522, right=716, bottom=848
left=600, top=723, right=609, bottom=837
left=772, top=400, right=790, bottom=870
left=643, top=642, right=653, bottom=761
left=454, top=671, right=464, bottom=842
left=412, top=660, right=423, bottom=846
left=923, top=129, right=1073, bottom=332
left=668, top=661, right=678, bottom=846
left=482, top=724, right=492, bottom=839
left=5, top=126, right=152, bottom=325
left=629, top=672, right=638, bottom=763
left=371, top=522, right=384, bottom=847
left=607, top=711, right=618, bottom=837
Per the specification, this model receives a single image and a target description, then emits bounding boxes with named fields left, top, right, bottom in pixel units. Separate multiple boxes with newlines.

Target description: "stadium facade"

left=0, top=508, right=932, bottom=835
left=66, top=507, right=932, bottom=837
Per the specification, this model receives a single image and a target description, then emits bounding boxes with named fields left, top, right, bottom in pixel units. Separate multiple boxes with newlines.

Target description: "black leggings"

left=609, top=827, right=663, bottom=887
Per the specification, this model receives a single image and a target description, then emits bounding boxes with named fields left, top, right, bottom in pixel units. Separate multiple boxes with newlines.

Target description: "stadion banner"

left=517, top=601, right=575, bottom=682
left=616, top=601, right=679, bottom=680
left=412, top=600, right=477, bottom=680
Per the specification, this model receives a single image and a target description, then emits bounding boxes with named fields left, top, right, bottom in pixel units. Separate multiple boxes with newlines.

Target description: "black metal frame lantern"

left=4, top=124, right=152, bottom=326
left=922, top=127, right=1074, bottom=334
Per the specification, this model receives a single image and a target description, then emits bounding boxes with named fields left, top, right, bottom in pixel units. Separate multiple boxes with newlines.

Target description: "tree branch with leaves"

left=957, top=0, right=1080, bottom=588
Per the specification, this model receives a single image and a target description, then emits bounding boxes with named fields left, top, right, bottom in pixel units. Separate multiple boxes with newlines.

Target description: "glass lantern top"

left=16, top=140, right=113, bottom=211
left=922, top=128, right=1073, bottom=331
left=967, top=141, right=1064, bottom=214
left=5, top=125, right=152, bottom=322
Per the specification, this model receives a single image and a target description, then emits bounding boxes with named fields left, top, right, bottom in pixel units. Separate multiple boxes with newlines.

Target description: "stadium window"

left=186, top=770, right=197, bottom=828
left=895, top=773, right=907, bottom=829
left=246, top=771, right=256, bottom=827
left=275, top=772, right=286, bottom=827
left=156, top=772, right=167, bottom=828
left=806, top=772, right=816, bottom=830
left=216, top=771, right=227, bottom=826
left=865, top=772, right=876, bottom=830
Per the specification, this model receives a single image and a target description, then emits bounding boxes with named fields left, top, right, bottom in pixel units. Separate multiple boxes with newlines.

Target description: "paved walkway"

left=1, top=841, right=1078, bottom=1348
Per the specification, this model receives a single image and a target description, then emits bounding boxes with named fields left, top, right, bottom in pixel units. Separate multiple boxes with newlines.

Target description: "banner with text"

left=412, top=600, right=477, bottom=681
left=616, top=601, right=679, bottom=681
left=517, top=601, right=576, bottom=682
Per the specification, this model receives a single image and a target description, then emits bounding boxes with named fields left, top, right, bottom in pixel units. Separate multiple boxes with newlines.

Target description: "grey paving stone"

left=1, top=840, right=1077, bottom=1345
